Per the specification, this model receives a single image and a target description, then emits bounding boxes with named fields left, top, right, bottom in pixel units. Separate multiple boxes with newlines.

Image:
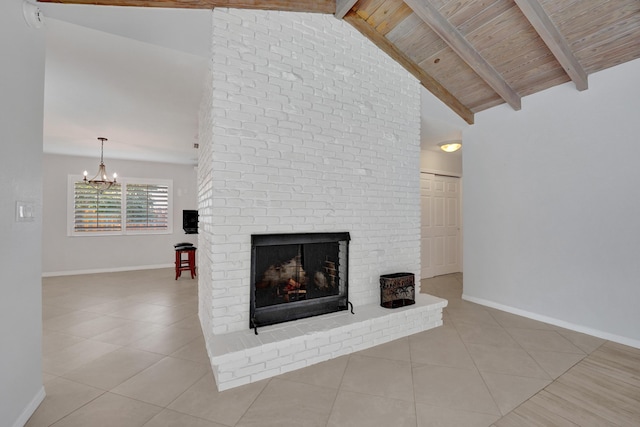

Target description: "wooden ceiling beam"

left=335, top=0, right=358, bottom=19
left=404, top=0, right=521, bottom=111
left=36, top=0, right=336, bottom=14
left=513, top=0, right=588, bottom=91
left=344, top=11, right=474, bottom=124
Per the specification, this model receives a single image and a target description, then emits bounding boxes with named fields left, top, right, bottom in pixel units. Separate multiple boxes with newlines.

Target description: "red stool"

left=175, top=246, right=197, bottom=280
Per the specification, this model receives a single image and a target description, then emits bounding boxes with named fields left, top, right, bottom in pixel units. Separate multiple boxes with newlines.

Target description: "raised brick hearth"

left=210, top=294, right=446, bottom=391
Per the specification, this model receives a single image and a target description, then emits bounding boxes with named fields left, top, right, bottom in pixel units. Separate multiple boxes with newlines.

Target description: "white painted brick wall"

left=199, top=8, right=421, bottom=337
left=197, top=52, right=215, bottom=340
left=209, top=294, right=447, bottom=391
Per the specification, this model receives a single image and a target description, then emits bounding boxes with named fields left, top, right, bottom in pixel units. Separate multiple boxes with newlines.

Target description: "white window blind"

left=126, top=183, right=169, bottom=231
left=68, top=176, right=172, bottom=236
left=73, top=182, right=122, bottom=233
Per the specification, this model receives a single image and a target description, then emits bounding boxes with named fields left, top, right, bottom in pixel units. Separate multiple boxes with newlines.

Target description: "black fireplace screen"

left=250, top=232, right=350, bottom=330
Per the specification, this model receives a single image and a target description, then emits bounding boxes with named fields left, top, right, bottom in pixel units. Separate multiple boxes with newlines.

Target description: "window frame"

left=67, top=175, right=173, bottom=237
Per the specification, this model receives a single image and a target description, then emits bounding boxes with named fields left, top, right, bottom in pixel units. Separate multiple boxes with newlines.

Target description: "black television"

left=183, top=210, right=198, bottom=234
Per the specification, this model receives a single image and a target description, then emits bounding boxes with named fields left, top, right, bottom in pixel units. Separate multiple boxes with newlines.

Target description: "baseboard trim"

left=462, top=294, right=640, bottom=350
left=12, top=386, right=45, bottom=427
left=42, top=264, right=173, bottom=277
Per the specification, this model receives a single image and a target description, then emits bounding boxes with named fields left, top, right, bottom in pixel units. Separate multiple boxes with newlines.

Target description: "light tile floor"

left=30, top=269, right=627, bottom=426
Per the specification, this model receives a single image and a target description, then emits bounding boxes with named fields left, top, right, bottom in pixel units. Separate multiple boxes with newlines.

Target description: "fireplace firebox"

left=250, top=232, right=350, bottom=332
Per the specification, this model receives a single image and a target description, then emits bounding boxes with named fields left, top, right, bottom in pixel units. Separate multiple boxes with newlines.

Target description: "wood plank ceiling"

left=38, top=0, right=640, bottom=124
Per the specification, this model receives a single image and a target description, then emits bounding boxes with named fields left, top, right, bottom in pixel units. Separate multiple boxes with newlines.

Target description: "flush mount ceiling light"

left=438, top=140, right=462, bottom=153
left=23, top=1, right=44, bottom=29
left=83, top=137, right=117, bottom=191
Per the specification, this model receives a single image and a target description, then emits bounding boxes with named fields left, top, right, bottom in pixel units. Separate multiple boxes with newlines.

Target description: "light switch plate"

left=16, top=201, right=36, bottom=222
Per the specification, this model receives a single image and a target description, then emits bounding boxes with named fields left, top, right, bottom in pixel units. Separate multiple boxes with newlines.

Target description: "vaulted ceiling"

left=39, top=0, right=640, bottom=125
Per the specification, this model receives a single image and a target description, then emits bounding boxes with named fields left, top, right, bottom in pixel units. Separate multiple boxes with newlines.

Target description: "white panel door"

left=421, top=173, right=460, bottom=278
left=420, top=173, right=434, bottom=279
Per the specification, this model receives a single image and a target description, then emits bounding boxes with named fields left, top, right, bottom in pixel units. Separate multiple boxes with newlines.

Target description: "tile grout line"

left=321, top=353, right=352, bottom=427
left=448, top=305, right=504, bottom=420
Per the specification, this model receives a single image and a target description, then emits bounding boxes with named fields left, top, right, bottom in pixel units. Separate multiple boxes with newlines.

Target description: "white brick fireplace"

left=198, top=8, right=446, bottom=391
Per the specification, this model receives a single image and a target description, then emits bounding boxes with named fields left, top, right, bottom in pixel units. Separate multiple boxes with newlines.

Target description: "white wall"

left=419, top=87, right=468, bottom=176
left=199, top=9, right=421, bottom=335
left=42, top=154, right=198, bottom=275
left=0, top=1, right=46, bottom=425
left=463, top=58, right=640, bottom=346
left=420, top=150, right=462, bottom=176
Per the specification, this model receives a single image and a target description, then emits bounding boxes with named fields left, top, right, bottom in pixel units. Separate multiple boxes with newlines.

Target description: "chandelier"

left=83, top=137, right=117, bottom=191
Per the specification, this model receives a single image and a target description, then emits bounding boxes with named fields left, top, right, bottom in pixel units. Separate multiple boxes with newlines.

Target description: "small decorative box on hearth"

left=379, top=272, right=415, bottom=308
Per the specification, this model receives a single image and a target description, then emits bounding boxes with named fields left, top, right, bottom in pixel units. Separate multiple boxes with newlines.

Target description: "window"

left=73, top=182, right=122, bottom=233
left=126, top=184, right=170, bottom=231
left=68, top=176, right=172, bottom=236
